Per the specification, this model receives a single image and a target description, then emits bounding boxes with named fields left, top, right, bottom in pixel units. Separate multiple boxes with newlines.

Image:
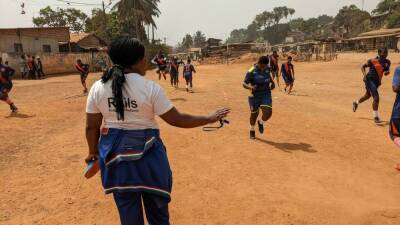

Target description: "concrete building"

left=0, top=27, right=70, bottom=54
left=345, top=28, right=400, bottom=50
left=67, top=32, right=107, bottom=52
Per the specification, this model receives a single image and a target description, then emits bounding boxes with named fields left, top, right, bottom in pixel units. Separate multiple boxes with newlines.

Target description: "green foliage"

left=226, top=29, right=248, bottom=43
left=32, top=6, right=88, bottom=32
left=373, top=0, right=400, bottom=14
left=85, top=9, right=121, bottom=43
left=193, top=31, right=207, bottom=48
left=386, top=11, right=400, bottom=28
left=334, top=5, right=370, bottom=37
left=113, top=0, right=160, bottom=41
left=181, top=34, right=193, bottom=50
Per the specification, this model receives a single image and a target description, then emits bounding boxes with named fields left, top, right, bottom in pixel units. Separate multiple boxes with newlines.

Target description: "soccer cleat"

left=10, top=104, right=18, bottom=112
left=250, top=130, right=256, bottom=139
left=374, top=117, right=382, bottom=124
left=352, top=101, right=358, bottom=112
left=257, top=121, right=264, bottom=134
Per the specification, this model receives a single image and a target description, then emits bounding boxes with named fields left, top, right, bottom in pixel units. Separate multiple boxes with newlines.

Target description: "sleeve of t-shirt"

left=152, top=83, right=174, bottom=116
left=393, top=67, right=400, bottom=87
left=86, top=81, right=101, bottom=113
left=366, top=59, right=372, bottom=68
left=244, top=72, right=252, bottom=84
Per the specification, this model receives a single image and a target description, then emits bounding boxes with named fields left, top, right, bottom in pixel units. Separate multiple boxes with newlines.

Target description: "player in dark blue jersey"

left=243, top=56, right=275, bottom=139
left=353, top=48, right=391, bottom=124
left=0, top=58, right=18, bottom=112
left=389, top=67, right=400, bottom=170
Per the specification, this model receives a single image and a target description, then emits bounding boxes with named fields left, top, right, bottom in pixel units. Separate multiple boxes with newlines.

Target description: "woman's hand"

left=85, top=154, right=99, bottom=163
left=207, top=108, right=230, bottom=123
left=270, top=81, right=276, bottom=90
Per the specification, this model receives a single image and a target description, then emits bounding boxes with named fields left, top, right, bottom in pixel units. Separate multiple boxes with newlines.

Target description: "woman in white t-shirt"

left=85, top=37, right=229, bottom=225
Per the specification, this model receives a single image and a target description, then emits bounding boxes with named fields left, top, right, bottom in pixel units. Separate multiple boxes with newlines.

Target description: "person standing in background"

left=36, top=57, right=45, bottom=79
left=27, top=55, right=35, bottom=80
left=19, top=55, right=28, bottom=79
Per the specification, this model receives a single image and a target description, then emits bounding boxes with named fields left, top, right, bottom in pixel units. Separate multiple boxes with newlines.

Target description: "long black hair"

left=102, top=37, right=145, bottom=121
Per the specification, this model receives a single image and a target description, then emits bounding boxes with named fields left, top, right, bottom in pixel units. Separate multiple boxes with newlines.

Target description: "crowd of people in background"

left=18, top=54, right=45, bottom=80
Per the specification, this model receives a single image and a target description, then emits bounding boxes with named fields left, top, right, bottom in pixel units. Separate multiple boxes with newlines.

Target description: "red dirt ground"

left=2, top=53, right=400, bottom=225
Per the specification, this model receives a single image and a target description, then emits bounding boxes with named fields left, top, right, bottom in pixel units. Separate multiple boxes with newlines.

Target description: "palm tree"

left=114, top=0, right=160, bottom=41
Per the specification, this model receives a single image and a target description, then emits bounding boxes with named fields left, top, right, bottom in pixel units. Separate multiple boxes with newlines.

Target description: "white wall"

left=0, top=35, right=59, bottom=54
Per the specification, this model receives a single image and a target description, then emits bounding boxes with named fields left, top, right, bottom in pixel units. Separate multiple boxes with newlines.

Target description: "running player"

left=269, top=51, right=280, bottom=86
left=169, top=56, right=183, bottom=88
left=85, top=37, right=229, bottom=225
left=353, top=48, right=391, bottom=124
left=75, top=59, right=90, bottom=94
left=152, top=51, right=167, bottom=80
left=183, top=59, right=196, bottom=92
left=243, top=56, right=275, bottom=139
left=389, top=66, right=400, bottom=170
left=280, top=56, right=295, bottom=94
left=0, top=58, right=18, bottom=112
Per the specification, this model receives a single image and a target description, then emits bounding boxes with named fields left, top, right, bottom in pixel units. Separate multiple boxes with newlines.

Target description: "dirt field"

left=2, top=53, right=400, bottom=225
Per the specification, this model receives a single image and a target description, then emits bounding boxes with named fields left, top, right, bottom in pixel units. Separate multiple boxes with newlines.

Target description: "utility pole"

left=102, top=1, right=107, bottom=27
left=361, top=0, right=365, bottom=10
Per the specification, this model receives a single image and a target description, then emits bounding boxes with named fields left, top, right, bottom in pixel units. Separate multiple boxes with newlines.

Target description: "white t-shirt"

left=86, top=73, right=173, bottom=129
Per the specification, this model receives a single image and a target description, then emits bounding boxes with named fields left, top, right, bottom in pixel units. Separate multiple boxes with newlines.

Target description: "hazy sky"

left=0, top=0, right=381, bottom=45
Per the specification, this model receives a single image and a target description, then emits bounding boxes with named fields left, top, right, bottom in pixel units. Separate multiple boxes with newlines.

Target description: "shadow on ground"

left=256, top=138, right=316, bottom=153
left=358, top=117, right=390, bottom=127
left=171, top=98, right=187, bottom=102
left=5, top=112, right=35, bottom=119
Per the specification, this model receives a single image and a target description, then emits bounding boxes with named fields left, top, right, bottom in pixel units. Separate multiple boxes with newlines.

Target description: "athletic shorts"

left=184, top=74, right=192, bottom=82
left=390, top=118, right=400, bottom=138
left=282, top=74, right=294, bottom=85
left=271, top=70, right=279, bottom=78
left=0, top=82, right=12, bottom=93
left=365, top=78, right=380, bottom=99
left=158, top=65, right=167, bottom=72
left=171, top=72, right=178, bottom=78
left=80, top=73, right=88, bottom=83
left=0, top=82, right=12, bottom=100
left=248, top=94, right=272, bottom=113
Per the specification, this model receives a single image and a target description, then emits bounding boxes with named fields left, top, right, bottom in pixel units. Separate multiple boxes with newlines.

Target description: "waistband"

left=103, top=128, right=160, bottom=138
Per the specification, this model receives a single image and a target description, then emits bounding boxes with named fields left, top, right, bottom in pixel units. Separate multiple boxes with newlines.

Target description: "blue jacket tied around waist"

left=99, top=128, right=172, bottom=200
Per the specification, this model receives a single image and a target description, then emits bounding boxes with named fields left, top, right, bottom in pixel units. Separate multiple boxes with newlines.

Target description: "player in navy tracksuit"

left=280, top=56, right=295, bottom=94
left=243, top=56, right=275, bottom=139
left=0, top=58, right=18, bottom=112
left=353, top=48, right=391, bottom=124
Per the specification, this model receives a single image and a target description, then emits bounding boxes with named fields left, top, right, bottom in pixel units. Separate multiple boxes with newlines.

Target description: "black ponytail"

left=102, top=37, right=145, bottom=121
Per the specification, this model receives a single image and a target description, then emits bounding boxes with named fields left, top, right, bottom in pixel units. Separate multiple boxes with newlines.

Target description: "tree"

left=334, top=5, right=370, bottom=37
left=86, top=9, right=122, bottom=43
left=114, top=0, right=160, bottom=41
left=289, top=18, right=305, bottom=31
left=33, top=6, right=88, bottom=32
left=226, top=28, right=247, bottom=43
left=317, top=15, right=334, bottom=25
left=192, top=31, right=207, bottom=48
left=181, top=34, right=193, bottom=50
left=272, top=6, right=295, bottom=26
left=386, top=11, right=400, bottom=28
left=373, top=0, right=400, bottom=14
